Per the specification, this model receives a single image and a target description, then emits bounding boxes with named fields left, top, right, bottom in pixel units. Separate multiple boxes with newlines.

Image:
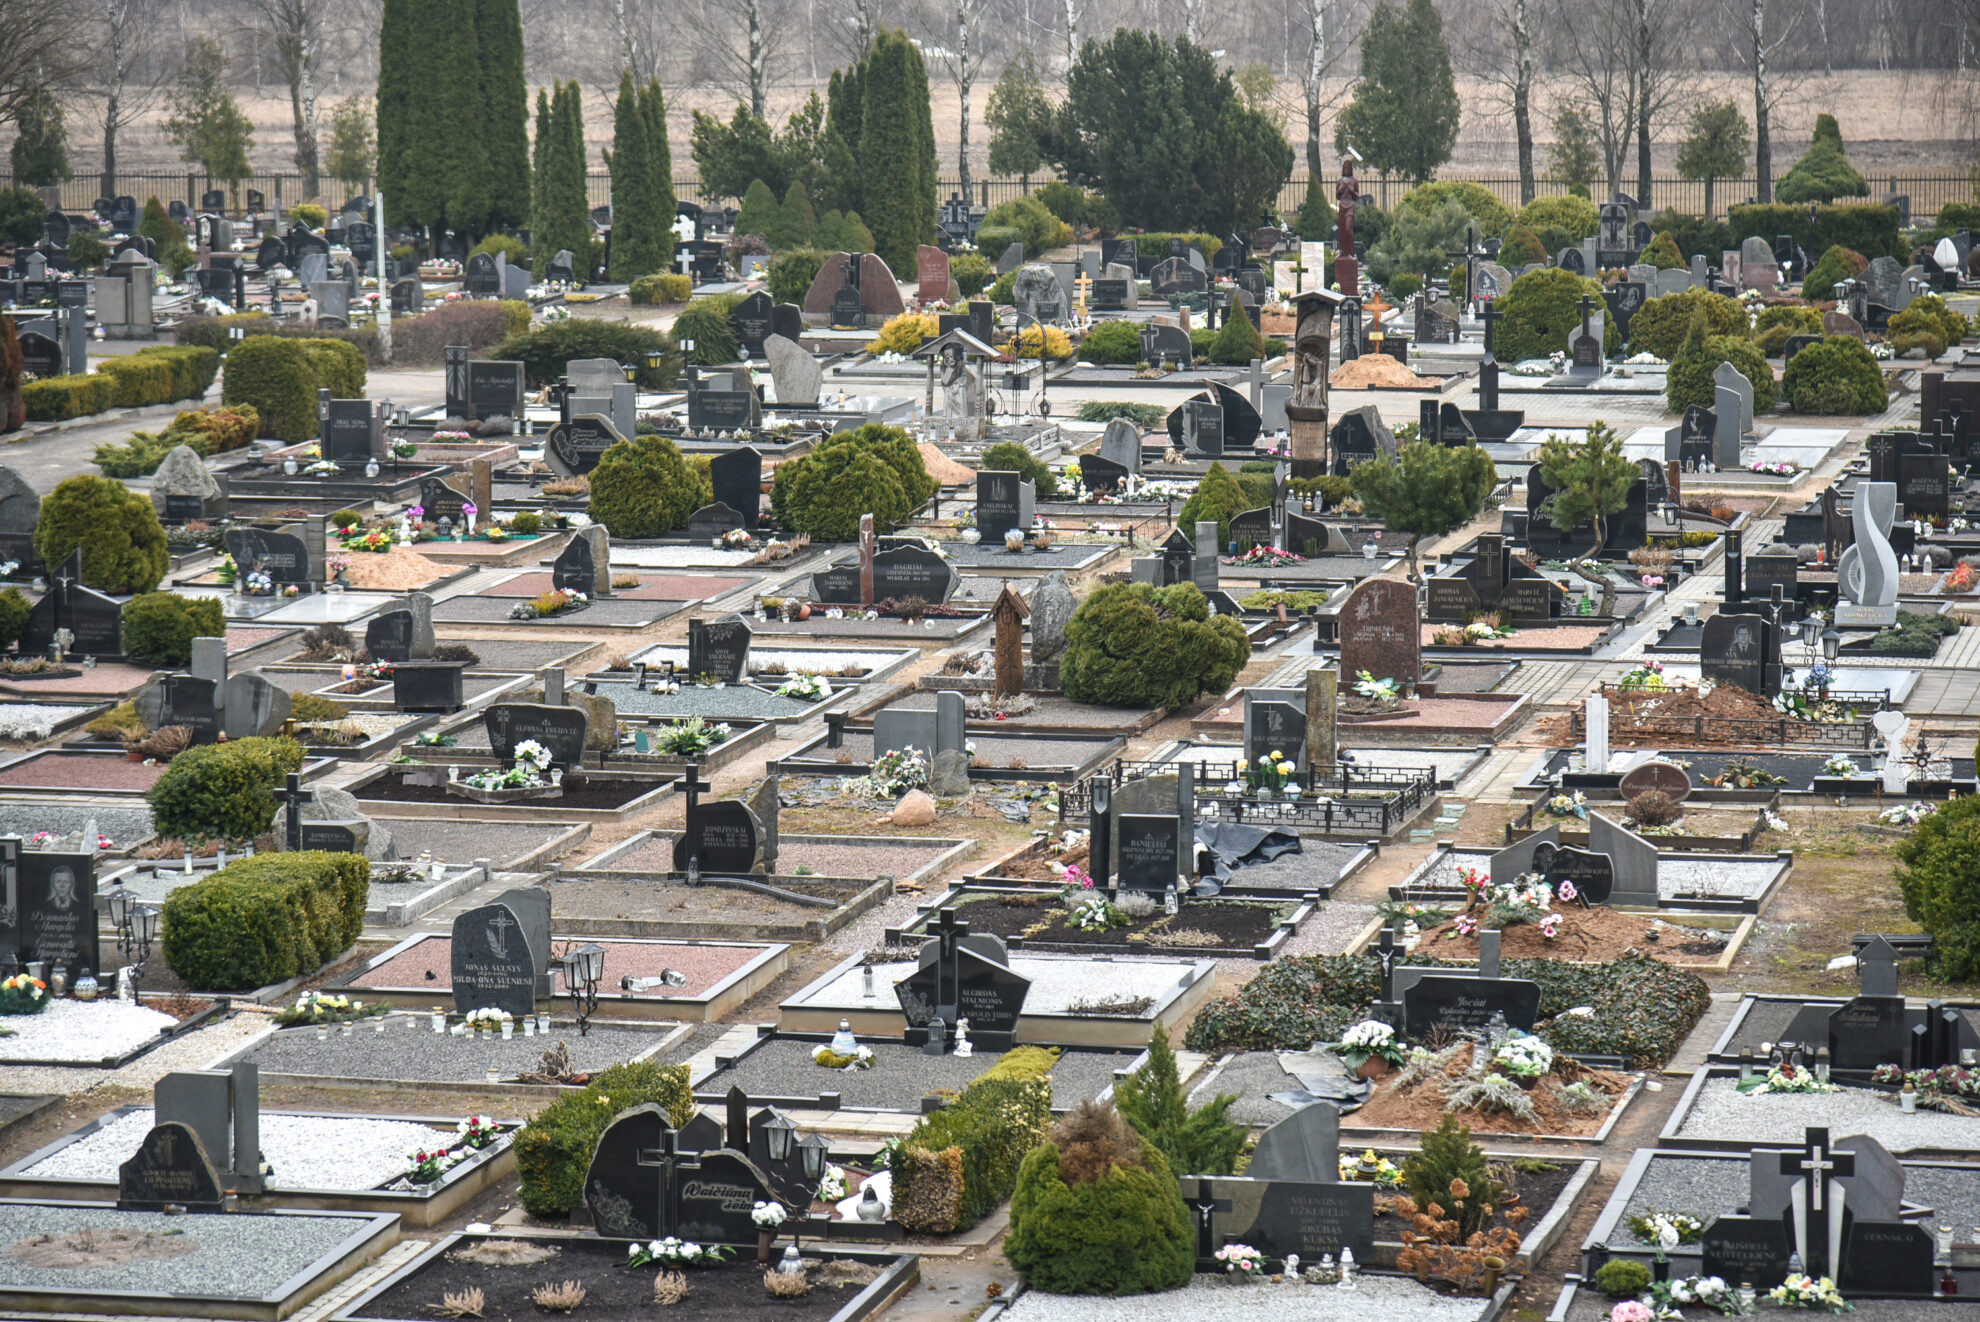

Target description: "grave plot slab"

left=290, top=711, right=431, bottom=759
left=1158, top=739, right=1492, bottom=791
left=337, top=934, right=787, bottom=1021
left=0, top=1106, right=520, bottom=1227
left=227, top=1019, right=686, bottom=1090
left=891, top=885, right=1315, bottom=960
left=981, top=835, right=1374, bottom=898
left=884, top=690, right=1164, bottom=733
left=0, top=802, right=156, bottom=852
left=252, top=593, right=397, bottom=626
left=629, top=644, right=917, bottom=686
left=404, top=714, right=774, bottom=776
left=484, top=571, right=757, bottom=602
left=1395, top=844, right=1792, bottom=913
left=429, top=595, right=690, bottom=628
left=0, top=749, right=165, bottom=794
left=528, top=873, right=893, bottom=944
left=776, top=728, right=1123, bottom=781
left=0, top=997, right=224, bottom=1068
left=997, top=1271, right=1511, bottom=1322
left=1662, top=1067, right=1980, bottom=1154
left=697, top=1030, right=1144, bottom=1113
left=333, top=1235, right=918, bottom=1322
left=374, top=818, right=590, bottom=871
left=749, top=613, right=991, bottom=642
left=586, top=678, right=831, bottom=724
left=779, top=951, right=1216, bottom=1047
left=100, top=859, right=485, bottom=929
left=347, top=765, right=677, bottom=823
left=278, top=638, right=598, bottom=673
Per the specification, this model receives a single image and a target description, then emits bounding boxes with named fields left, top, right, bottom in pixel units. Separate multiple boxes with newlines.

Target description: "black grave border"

left=623, top=640, right=923, bottom=689
left=342, top=763, right=681, bottom=823
left=1707, top=993, right=1980, bottom=1071
left=396, top=712, right=777, bottom=773
left=0, top=998, right=229, bottom=1070
left=0, top=1104, right=522, bottom=1226
left=327, top=1235, right=921, bottom=1322
left=576, top=675, right=852, bottom=728
left=889, top=881, right=1321, bottom=960
left=0, top=1198, right=401, bottom=1321
left=773, top=729, right=1128, bottom=783
left=1652, top=1065, right=1980, bottom=1157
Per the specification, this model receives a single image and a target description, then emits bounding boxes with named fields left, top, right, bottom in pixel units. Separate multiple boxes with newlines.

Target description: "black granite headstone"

left=731, top=292, right=774, bottom=357
left=393, top=661, right=466, bottom=712
left=895, top=944, right=1032, bottom=1039
left=1528, top=840, right=1615, bottom=905
left=8, top=848, right=98, bottom=970
left=1402, top=972, right=1542, bottom=1036
left=450, top=900, right=539, bottom=1017
left=709, top=447, right=763, bottom=529
left=688, top=617, right=752, bottom=684
left=483, top=702, right=588, bottom=767
left=117, top=1122, right=225, bottom=1212
left=319, top=398, right=376, bottom=464
left=1827, top=996, right=1912, bottom=1071
left=1187, top=1175, right=1375, bottom=1265
left=673, top=799, right=763, bottom=874
left=1117, top=814, right=1181, bottom=893
left=1702, top=1215, right=1793, bottom=1289
left=224, top=527, right=312, bottom=585
left=1841, top=1220, right=1935, bottom=1296
left=551, top=535, right=597, bottom=596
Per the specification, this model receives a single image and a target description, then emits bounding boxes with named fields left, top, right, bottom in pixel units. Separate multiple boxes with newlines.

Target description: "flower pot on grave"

left=758, top=1229, right=776, bottom=1265
left=1355, top=1057, right=1392, bottom=1082
left=1513, top=1073, right=1537, bottom=1091
left=796, top=603, right=811, bottom=620
left=961, top=529, right=981, bottom=544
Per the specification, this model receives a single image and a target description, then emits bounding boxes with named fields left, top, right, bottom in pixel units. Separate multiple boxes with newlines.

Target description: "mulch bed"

left=928, top=891, right=1289, bottom=952
left=349, top=1242, right=883, bottom=1322
left=1351, top=1045, right=1632, bottom=1138
left=995, top=842, right=1088, bottom=880
left=355, top=771, right=667, bottom=811
left=1535, top=681, right=1823, bottom=748
left=1418, top=907, right=1690, bottom=963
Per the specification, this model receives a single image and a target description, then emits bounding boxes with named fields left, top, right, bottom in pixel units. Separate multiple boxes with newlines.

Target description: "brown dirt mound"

left=919, top=443, right=977, bottom=486
left=1419, top=906, right=1696, bottom=963
left=1533, top=681, right=1790, bottom=747
left=1330, top=355, right=1437, bottom=389
left=1350, top=1043, right=1633, bottom=1136
left=341, top=544, right=454, bottom=591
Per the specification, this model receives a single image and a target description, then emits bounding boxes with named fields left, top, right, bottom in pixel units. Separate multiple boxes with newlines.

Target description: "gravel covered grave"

left=791, top=954, right=1201, bottom=1018
left=0, top=804, right=153, bottom=846
left=0, top=703, right=97, bottom=741
left=1670, top=1075, right=1980, bottom=1152
left=589, top=681, right=819, bottom=720
left=238, top=1022, right=672, bottom=1083
left=431, top=596, right=682, bottom=626
left=631, top=644, right=911, bottom=678
left=21, top=1108, right=465, bottom=1192
left=0, top=999, right=179, bottom=1063
left=348, top=936, right=768, bottom=998
left=700, top=1038, right=1140, bottom=1110
left=376, top=818, right=576, bottom=867
left=807, top=729, right=1117, bottom=770
left=1563, top=1289, right=1980, bottom=1321
left=0, top=753, right=163, bottom=791
left=999, top=1274, right=1490, bottom=1322
left=0, top=1203, right=375, bottom=1298
left=602, top=834, right=956, bottom=880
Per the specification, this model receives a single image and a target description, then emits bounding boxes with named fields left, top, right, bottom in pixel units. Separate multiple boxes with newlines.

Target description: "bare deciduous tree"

left=1550, top=0, right=1691, bottom=207
left=698, top=0, right=779, bottom=116
left=88, top=0, right=168, bottom=197
left=1722, top=0, right=1796, bottom=201
left=0, top=0, right=84, bottom=131
left=1456, top=0, right=1537, bottom=202
left=244, top=0, right=326, bottom=194
left=933, top=0, right=992, bottom=198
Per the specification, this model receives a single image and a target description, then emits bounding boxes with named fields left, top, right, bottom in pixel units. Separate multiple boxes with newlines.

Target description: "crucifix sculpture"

left=930, top=906, right=969, bottom=1020
left=1190, top=1177, right=1235, bottom=1260
left=858, top=513, right=875, bottom=607
left=1373, top=925, right=1401, bottom=1003
left=635, top=1126, right=702, bottom=1239
left=1781, top=1126, right=1853, bottom=1278
left=276, top=773, right=315, bottom=852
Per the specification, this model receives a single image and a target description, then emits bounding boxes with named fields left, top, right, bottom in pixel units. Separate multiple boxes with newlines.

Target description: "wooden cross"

left=991, top=586, right=1028, bottom=698
left=1362, top=290, right=1391, bottom=338
left=276, top=773, right=315, bottom=853
left=1190, top=1178, right=1234, bottom=1260
left=858, top=513, right=875, bottom=606
left=1073, top=270, right=1092, bottom=322
left=636, top=1126, right=701, bottom=1238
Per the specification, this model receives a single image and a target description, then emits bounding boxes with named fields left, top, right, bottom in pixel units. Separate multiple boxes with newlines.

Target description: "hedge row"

left=890, top=1045, right=1057, bottom=1232
left=22, top=347, right=219, bottom=421
left=160, top=850, right=367, bottom=992
left=515, top=1062, right=696, bottom=1216
left=176, top=313, right=386, bottom=366
left=1726, top=202, right=1902, bottom=262
left=221, top=337, right=368, bottom=442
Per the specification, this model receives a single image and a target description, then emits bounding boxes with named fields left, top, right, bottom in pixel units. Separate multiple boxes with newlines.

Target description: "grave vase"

left=1354, top=1056, right=1391, bottom=1082
left=758, top=1229, right=777, bottom=1265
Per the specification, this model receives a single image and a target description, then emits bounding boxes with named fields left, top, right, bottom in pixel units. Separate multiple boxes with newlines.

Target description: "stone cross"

left=635, top=1126, right=701, bottom=1238
left=1575, top=295, right=1596, bottom=342
left=1782, top=1126, right=1853, bottom=1277
left=1373, top=925, right=1401, bottom=1002
left=1585, top=693, right=1610, bottom=775
left=276, top=774, right=315, bottom=853
left=930, top=906, right=970, bottom=1017
left=1190, top=1178, right=1234, bottom=1259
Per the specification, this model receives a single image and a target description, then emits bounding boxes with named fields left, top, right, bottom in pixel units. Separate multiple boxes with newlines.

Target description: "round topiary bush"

left=1205, top=306, right=1267, bottom=365
left=1801, top=244, right=1867, bottom=302
left=1061, top=581, right=1250, bottom=709
left=490, top=321, right=675, bottom=389
left=1595, top=1258, right=1653, bottom=1298
left=35, top=474, right=169, bottom=594
left=1005, top=1101, right=1195, bottom=1296
left=873, top=313, right=940, bottom=357
left=1640, top=232, right=1686, bottom=268
left=1753, top=305, right=1824, bottom=357
left=1899, top=294, right=1971, bottom=348
left=1079, top=320, right=1144, bottom=365
left=1899, top=795, right=1980, bottom=982
left=1177, top=462, right=1248, bottom=550
left=771, top=425, right=933, bottom=541
left=1517, top=195, right=1599, bottom=242
left=1626, top=287, right=1748, bottom=361
left=586, top=434, right=709, bottom=538
left=980, top=440, right=1059, bottom=499
left=1782, top=335, right=1887, bottom=415
left=0, top=586, right=28, bottom=650
left=1500, top=224, right=1547, bottom=268
left=1493, top=267, right=1617, bottom=364
left=123, top=592, right=226, bottom=667
left=147, top=736, right=307, bottom=844
left=1666, top=317, right=1778, bottom=413
left=952, top=253, right=993, bottom=298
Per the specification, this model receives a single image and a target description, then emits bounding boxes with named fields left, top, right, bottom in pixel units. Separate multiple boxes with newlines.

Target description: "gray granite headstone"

left=364, top=592, right=435, bottom=662
left=1489, top=825, right=1559, bottom=886
left=748, top=776, right=780, bottom=872
left=1715, top=360, right=1756, bottom=435
left=765, top=334, right=821, bottom=408
left=1099, top=418, right=1142, bottom=474
left=873, top=706, right=939, bottom=760
left=1588, top=811, right=1660, bottom=906
left=934, top=690, right=967, bottom=755
left=929, top=748, right=972, bottom=797
left=1244, top=1099, right=1340, bottom=1185
left=272, top=785, right=396, bottom=862
left=1750, top=1134, right=1903, bottom=1225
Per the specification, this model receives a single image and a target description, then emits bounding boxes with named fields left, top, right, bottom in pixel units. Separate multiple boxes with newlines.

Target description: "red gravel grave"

left=485, top=572, right=753, bottom=601
left=348, top=935, right=770, bottom=998
left=0, top=753, right=164, bottom=790
left=609, top=835, right=955, bottom=880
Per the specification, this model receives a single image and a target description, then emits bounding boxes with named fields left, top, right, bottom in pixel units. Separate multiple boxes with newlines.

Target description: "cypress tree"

left=608, top=70, right=661, bottom=280
left=641, top=80, right=676, bottom=276
left=375, top=0, right=419, bottom=229
left=475, top=0, right=530, bottom=230
left=826, top=65, right=865, bottom=215
left=530, top=88, right=552, bottom=249
left=860, top=31, right=935, bottom=275
left=440, top=0, right=491, bottom=237
left=773, top=180, right=816, bottom=249
left=903, top=36, right=939, bottom=255
left=558, top=82, right=593, bottom=277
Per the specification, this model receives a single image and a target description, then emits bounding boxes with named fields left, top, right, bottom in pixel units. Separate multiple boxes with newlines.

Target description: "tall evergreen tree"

left=533, top=82, right=591, bottom=278
left=375, top=0, right=421, bottom=231
left=439, top=0, right=491, bottom=236
left=860, top=30, right=938, bottom=275
left=608, top=71, right=662, bottom=281
left=475, top=0, right=530, bottom=230
left=826, top=64, right=866, bottom=215
left=9, top=85, right=71, bottom=188
left=1333, top=0, right=1460, bottom=184
left=641, top=79, right=677, bottom=276
left=530, top=88, right=553, bottom=240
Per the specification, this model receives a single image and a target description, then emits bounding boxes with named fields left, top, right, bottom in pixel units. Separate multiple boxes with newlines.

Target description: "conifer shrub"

left=161, top=850, right=367, bottom=992
left=35, top=474, right=169, bottom=593
left=147, top=736, right=307, bottom=845
left=1781, top=336, right=1886, bottom=414
left=980, top=440, right=1058, bottom=499
left=1625, top=287, right=1747, bottom=361
left=514, top=1062, right=695, bottom=1216
left=1177, top=462, right=1248, bottom=549
left=890, top=1047, right=1058, bottom=1233
left=1061, top=582, right=1250, bottom=708
left=123, top=593, right=225, bottom=666
left=587, top=435, right=708, bottom=538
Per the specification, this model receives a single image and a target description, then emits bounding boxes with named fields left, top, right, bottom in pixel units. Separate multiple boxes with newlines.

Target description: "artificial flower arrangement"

left=1352, top=669, right=1400, bottom=702
left=1326, top=1019, right=1409, bottom=1070
left=1544, top=789, right=1590, bottom=818
left=303, top=460, right=342, bottom=477
left=1213, top=1242, right=1266, bottom=1281
left=654, top=717, right=732, bottom=756
left=1224, top=545, right=1307, bottom=568
left=1748, top=459, right=1799, bottom=476
left=27, top=829, right=114, bottom=851
left=626, top=1238, right=735, bottom=1269
left=812, top=1042, right=875, bottom=1070
left=1463, top=616, right=1517, bottom=640
left=404, top=1144, right=467, bottom=1183
left=1821, top=754, right=1862, bottom=777
left=1879, top=802, right=1936, bottom=826
left=276, top=990, right=389, bottom=1026
left=483, top=524, right=510, bottom=542
left=463, top=739, right=555, bottom=791
left=1736, top=1061, right=1840, bottom=1095
left=1247, top=749, right=1298, bottom=793
left=722, top=527, right=752, bottom=549
left=1615, top=660, right=1671, bottom=691
left=1771, top=687, right=1860, bottom=724
left=752, top=1201, right=787, bottom=1228
left=1767, top=1273, right=1851, bottom=1312
left=776, top=673, right=832, bottom=701
left=462, top=1007, right=515, bottom=1030
left=1337, top=1149, right=1404, bottom=1186
left=1626, top=1210, right=1704, bottom=1246
left=1645, top=1274, right=1740, bottom=1318
left=858, top=746, right=929, bottom=798
left=512, top=587, right=588, bottom=619
left=0, top=973, right=49, bottom=1015
left=1492, top=1031, right=1554, bottom=1078
left=342, top=528, right=396, bottom=553
left=1872, top=1063, right=1980, bottom=1111
left=456, top=1115, right=505, bottom=1149
left=243, top=568, right=274, bottom=595
left=816, top=1164, right=850, bottom=1202
left=1067, top=891, right=1131, bottom=931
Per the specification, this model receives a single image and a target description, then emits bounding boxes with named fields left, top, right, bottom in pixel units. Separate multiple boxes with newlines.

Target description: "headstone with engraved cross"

left=893, top=906, right=1031, bottom=1049
left=275, top=774, right=315, bottom=853
left=1568, top=296, right=1604, bottom=376
left=1781, top=1127, right=1855, bottom=1279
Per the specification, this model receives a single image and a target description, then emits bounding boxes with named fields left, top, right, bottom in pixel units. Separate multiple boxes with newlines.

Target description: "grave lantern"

left=1800, top=616, right=1821, bottom=652
left=762, top=1110, right=799, bottom=1161
left=798, top=1131, right=833, bottom=1182
left=559, top=942, right=607, bottom=1036
left=1822, top=627, right=1841, bottom=662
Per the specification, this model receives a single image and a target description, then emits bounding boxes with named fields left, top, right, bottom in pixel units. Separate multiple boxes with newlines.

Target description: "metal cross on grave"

left=636, top=1126, right=702, bottom=1239
left=930, top=906, right=970, bottom=1018
left=1287, top=247, right=1308, bottom=294
left=1781, top=1126, right=1853, bottom=1276
left=1479, top=302, right=1505, bottom=362
left=1575, top=294, right=1597, bottom=340
left=1445, top=224, right=1485, bottom=306
left=677, top=761, right=713, bottom=869
left=1373, top=925, right=1402, bottom=1002
left=1189, top=1177, right=1234, bottom=1260
left=276, top=773, right=315, bottom=852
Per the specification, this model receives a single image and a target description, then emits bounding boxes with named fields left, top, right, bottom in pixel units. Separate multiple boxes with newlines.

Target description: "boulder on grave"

left=1029, top=571, right=1076, bottom=664
left=271, top=785, right=396, bottom=862
left=150, top=446, right=228, bottom=522
left=764, top=334, right=821, bottom=408
left=552, top=526, right=612, bottom=597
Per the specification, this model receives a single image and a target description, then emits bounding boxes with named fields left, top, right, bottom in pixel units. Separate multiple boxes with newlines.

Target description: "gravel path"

left=700, top=1038, right=1140, bottom=1110
left=0, top=999, right=178, bottom=1063
left=239, top=1021, right=675, bottom=1083
left=21, top=1107, right=460, bottom=1192
left=0, top=1202, right=377, bottom=1298
left=348, top=935, right=767, bottom=998
left=1672, top=1076, right=1980, bottom=1152
left=1000, top=1274, right=1488, bottom=1322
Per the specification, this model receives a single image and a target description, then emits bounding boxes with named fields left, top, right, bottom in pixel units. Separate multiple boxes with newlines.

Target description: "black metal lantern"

left=797, top=1132, right=833, bottom=1183
left=762, top=1110, right=799, bottom=1162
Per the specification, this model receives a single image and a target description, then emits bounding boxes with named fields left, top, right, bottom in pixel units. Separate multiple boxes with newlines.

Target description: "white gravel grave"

left=608, top=546, right=761, bottom=568
left=1673, top=1076, right=1980, bottom=1153
left=0, top=998, right=178, bottom=1063
left=1406, top=848, right=1785, bottom=902
left=0, top=1202, right=375, bottom=1298
left=631, top=644, right=911, bottom=677
left=999, top=1274, right=1489, bottom=1322
left=0, top=703, right=96, bottom=741
left=21, top=1108, right=462, bottom=1192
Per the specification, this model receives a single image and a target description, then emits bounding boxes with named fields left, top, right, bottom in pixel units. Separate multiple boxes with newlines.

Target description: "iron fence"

left=8, top=171, right=1971, bottom=226
left=1060, top=757, right=1437, bottom=837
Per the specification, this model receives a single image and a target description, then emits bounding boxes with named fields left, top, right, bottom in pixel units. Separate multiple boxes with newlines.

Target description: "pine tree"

left=608, top=71, right=662, bottom=281
left=475, top=0, right=530, bottom=230
left=641, top=80, right=676, bottom=274
left=1112, top=1023, right=1246, bottom=1177
left=9, top=85, right=71, bottom=188
left=1334, top=0, right=1460, bottom=184
left=860, top=30, right=937, bottom=276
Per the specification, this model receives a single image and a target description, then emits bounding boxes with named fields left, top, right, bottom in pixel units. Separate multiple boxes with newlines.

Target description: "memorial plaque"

left=1528, top=840, right=1615, bottom=905
left=1117, top=814, right=1182, bottom=893
left=467, top=360, right=525, bottom=419
left=319, top=398, right=376, bottom=464
left=393, top=661, right=465, bottom=711
left=585, top=1105, right=668, bottom=1239
left=830, top=285, right=866, bottom=328
left=117, top=1122, right=225, bottom=1212
left=6, top=849, right=98, bottom=970
left=688, top=387, right=758, bottom=433
left=730, top=291, right=774, bottom=357
left=1338, top=577, right=1419, bottom=688
left=677, top=1148, right=782, bottom=1245
left=674, top=799, right=763, bottom=873
left=977, top=471, right=1035, bottom=539
left=483, top=702, right=588, bottom=767
left=1841, top=1220, right=1935, bottom=1297
left=1619, top=760, right=1692, bottom=803
left=1702, top=1215, right=1793, bottom=1289
left=688, top=616, right=752, bottom=684
left=1402, top=972, right=1542, bottom=1036
left=1188, top=1175, right=1374, bottom=1266
left=545, top=414, right=624, bottom=477
left=224, top=527, right=312, bottom=585
left=450, top=901, right=539, bottom=1018
left=298, top=821, right=361, bottom=852
left=870, top=544, right=957, bottom=602
left=1701, top=612, right=1771, bottom=697
left=1827, top=995, right=1911, bottom=1071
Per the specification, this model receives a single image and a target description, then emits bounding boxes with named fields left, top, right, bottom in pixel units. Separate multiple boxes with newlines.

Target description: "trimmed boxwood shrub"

left=1752, top=305, right=1824, bottom=357
left=1644, top=210, right=1732, bottom=266
left=587, top=434, right=709, bottom=538
left=982, top=195, right=1072, bottom=258
left=1177, top=462, right=1249, bottom=549
left=1729, top=201, right=1899, bottom=261
left=1061, top=581, right=1250, bottom=709
left=160, top=850, right=367, bottom=992
left=771, top=424, right=934, bottom=541
left=873, top=313, right=940, bottom=357
left=1801, top=244, right=1867, bottom=302
left=890, top=1046, right=1057, bottom=1233
left=171, top=405, right=259, bottom=453
left=1006, top=1103, right=1194, bottom=1295
left=629, top=272, right=692, bottom=305
left=981, top=440, right=1059, bottom=499
left=35, top=474, right=169, bottom=593
left=389, top=301, right=522, bottom=365
left=123, top=592, right=226, bottom=667
left=1080, top=320, right=1143, bottom=365
left=1626, top=287, right=1747, bottom=361
left=1781, top=335, right=1886, bottom=415
left=1500, top=224, right=1547, bottom=267
left=515, top=1061, right=696, bottom=1216
left=491, top=320, right=675, bottom=390
left=1898, top=795, right=1980, bottom=982
left=1897, top=294, right=1971, bottom=348
left=1666, top=319, right=1777, bottom=413
left=1400, top=180, right=1512, bottom=238
left=1774, top=114, right=1869, bottom=204
left=1516, top=195, right=1598, bottom=241
left=767, top=248, right=828, bottom=305
left=221, top=336, right=367, bottom=442
left=23, top=373, right=116, bottom=421
left=148, top=736, right=308, bottom=845
left=1493, top=267, right=1618, bottom=364
left=1640, top=232, right=1686, bottom=269
left=1184, top=952, right=1709, bottom=1069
